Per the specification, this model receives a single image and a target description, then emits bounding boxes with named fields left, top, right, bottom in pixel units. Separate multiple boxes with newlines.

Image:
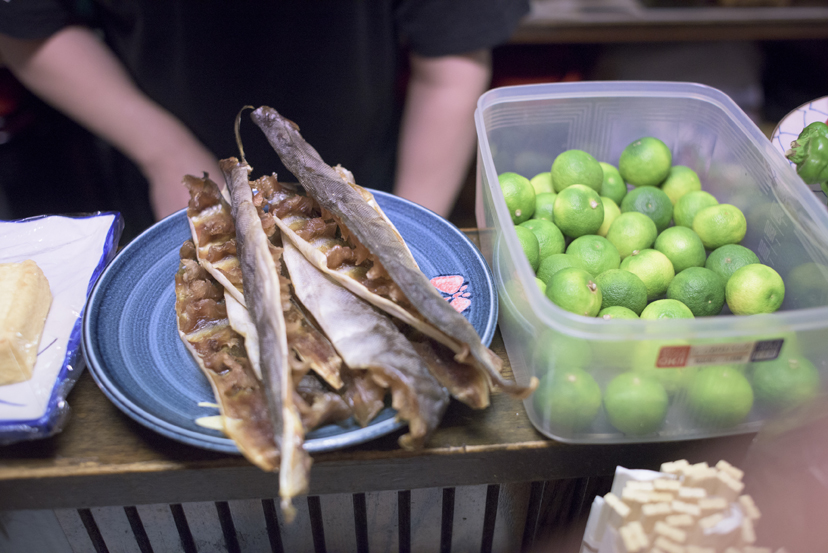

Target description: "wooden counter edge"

left=0, top=432, right=754, bottom=511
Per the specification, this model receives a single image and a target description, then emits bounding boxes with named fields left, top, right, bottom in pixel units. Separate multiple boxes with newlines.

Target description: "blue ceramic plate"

left=82, top=191, right=497, bottom=454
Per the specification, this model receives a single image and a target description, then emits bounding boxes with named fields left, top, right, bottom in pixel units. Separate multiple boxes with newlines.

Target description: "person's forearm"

left=393, top=50, right=491, bottom=218
left=0, top=26, right=220, bottom=219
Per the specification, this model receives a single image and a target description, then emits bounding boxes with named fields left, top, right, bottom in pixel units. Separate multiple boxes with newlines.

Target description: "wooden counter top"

left=0, top=230, right=755, bottom=512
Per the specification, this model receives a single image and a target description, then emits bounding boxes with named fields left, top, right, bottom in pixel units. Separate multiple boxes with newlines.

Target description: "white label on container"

left=655, top=339, right=784, bottom=368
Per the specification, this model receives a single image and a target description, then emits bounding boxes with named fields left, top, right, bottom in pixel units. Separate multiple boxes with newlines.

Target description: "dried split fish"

left=174, top=242, right=279, bottom=472
left=176, top=106, right=530, bottom=523
left=221, top=157, right=310, bottom=520
left=283, top=240, right=449, bottom=449
left=184, top=173, right=343, bottom=389
left=250, top=106, right=537, bottom=403
left=248, top=172, right=492, bottom=409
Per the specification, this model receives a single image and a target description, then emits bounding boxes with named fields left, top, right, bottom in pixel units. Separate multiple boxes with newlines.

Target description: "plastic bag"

left=0, top=212, right=123, bottom=444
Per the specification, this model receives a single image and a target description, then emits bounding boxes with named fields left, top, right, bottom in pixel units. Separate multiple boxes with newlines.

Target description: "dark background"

left=1, top=39, right=826, bottom=243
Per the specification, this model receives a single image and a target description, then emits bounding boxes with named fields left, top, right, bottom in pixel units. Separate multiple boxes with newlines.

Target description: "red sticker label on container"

left=656, top=346, right=691, bottom=368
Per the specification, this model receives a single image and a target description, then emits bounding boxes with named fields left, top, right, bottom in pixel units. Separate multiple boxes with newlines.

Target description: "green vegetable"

left=786, top=121, right=828, bottom=186
left=795, top=121, right=828, bottom=142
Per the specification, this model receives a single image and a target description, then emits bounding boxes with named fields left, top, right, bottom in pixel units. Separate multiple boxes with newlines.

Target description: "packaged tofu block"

left=0, top=260, right=53, bottom=386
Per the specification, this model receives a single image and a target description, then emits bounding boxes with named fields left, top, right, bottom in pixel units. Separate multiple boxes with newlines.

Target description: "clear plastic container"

left=474, top=81, right=828, bottom=444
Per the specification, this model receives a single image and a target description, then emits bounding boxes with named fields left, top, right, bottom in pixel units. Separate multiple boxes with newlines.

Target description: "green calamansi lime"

left=599, top=162, right=628, bottom=206
left=673, top=190, right=719, bottom=228
left=499, top=172, right=536, bottom=224
left=687, top=365, right=754, bottom=427
left=498, top=278, right=531, bottom=331
left=660, top=165, right=702, bottom=205
left=514, top=225, right=540, bottom=272
left=604, top=372, right=669, bottom=435
left=620, top=186, right=674, bottom=233
left=726, top=264, right=785, bottom=315
left=553, top=184, right=605, bottom=238
left=786, top=262, right=828, bottom=307
left=599, top=306, right=640, bottom=320
left=692, top=204, right=747, bottom=250
left=666, top=267, right=726, bottom=317
left=546, top=267, right=603, bottom=317
left=530, top=172, right=555, bottom=195
left=620, top=248, right=675, bottom=301
left=705, top=244, right=760, bottom=283
left=535, top=277, right=547, bottom=296
left=519, top=219, right=566, bottom=262
left=605, top=212, right=658, bottom=259
left=618, top=137, right=673, bottom=188
left=566, top=235, right=621, bottom=277
left=640, top=299, right=695, bottom=320
left=654, top=226, right=707, bottom=274
left=550, top=149, right=604, bottom=193
left=532, top=368, right=602, bottom=431
left=534, top=192, right=557, bottom=222
left=752, top=356, right=821, bottom=410
left=533, top=329, right=594, bottom=370
left=597, top=197, right=621, bottom=238
left=537, top=253, right=588, bottom=286
left=595, top=268, right=649, bottom=315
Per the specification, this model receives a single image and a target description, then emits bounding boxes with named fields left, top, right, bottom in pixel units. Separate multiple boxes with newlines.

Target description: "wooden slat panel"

left=526, top=477, right=603, bottom=552
left=124, top=506, right=153, bottom=552
left=54, top=508, right=97, bottom=553
left=450, top=484, right=488, bottom=553
left=0, top=509, right=74, bottom=553
left=90, top=506, right=141, bottom=553
left=318, top=493, right=357, bottom=553
left=492, top=482, right=531, bottom=553
left=278, top=495, right=313, bottom=552
left=365, top=489, right=398, bottom=553
left=181, top=501, right=226, bottom=553
left=227, top=499, right=270, bottom=552
left=136, top=504, right=183, bottom=553
left=409, top=487, right=442, bottom=553
left=398, top=490, right=411, bottom=553
left=353, top=493, right=369, bottom=553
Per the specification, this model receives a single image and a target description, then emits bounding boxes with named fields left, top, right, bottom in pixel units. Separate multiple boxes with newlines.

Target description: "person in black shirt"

left=0, top=1, right=529, bottom=220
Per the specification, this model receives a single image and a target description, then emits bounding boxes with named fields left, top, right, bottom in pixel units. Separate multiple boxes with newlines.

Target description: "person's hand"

left=142, top=146, right=222, bottom=220
left=0, top=27, right=222, bottom=221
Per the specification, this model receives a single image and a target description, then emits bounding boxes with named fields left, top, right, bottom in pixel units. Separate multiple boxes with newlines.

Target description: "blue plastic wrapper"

left=0, top=212, right=123, bottom=444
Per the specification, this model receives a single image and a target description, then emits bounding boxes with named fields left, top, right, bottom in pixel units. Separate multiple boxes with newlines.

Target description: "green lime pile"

left=496, top=138, right=817, bottom=438
left=497, top=137, right=787, bottom=320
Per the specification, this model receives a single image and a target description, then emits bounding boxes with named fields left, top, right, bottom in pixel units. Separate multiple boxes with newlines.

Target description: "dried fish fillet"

left=185, top=173, right=343, bottom=390
left=183, top=175, right=245, bottom=305
left=283, top=240, right=449, bottom=449
left=221, top=157, right=310, bottom=521
left=251, top=106, right=536, bottom=402
left=224, top=292, right=262, bottom=380
left=255, top=177, right=490, bottom=409
left=174, top=245, right=278, bottom=472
